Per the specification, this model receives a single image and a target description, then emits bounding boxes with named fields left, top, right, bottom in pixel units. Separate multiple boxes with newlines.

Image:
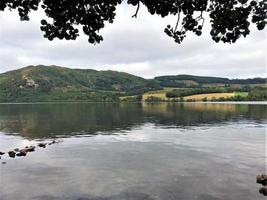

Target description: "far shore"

left=0, top=101, right=266, bottom=105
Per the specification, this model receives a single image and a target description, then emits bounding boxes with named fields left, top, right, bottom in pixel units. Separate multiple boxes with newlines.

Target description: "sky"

left=0, top=3, right=266, bottom=79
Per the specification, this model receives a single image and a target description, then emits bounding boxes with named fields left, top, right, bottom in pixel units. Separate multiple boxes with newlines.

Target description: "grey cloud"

left=0, top=4, right=266, bottom=78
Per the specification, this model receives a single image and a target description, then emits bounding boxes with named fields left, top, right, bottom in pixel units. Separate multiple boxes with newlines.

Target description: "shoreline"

left=0, top=101, right=266, bottom=105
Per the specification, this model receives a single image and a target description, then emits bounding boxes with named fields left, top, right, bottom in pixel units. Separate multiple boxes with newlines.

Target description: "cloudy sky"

left=0, top=3, right=266, bottom=78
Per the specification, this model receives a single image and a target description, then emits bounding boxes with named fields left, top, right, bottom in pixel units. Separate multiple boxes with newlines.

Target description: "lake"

left=0, top=102, right=266, bottom=200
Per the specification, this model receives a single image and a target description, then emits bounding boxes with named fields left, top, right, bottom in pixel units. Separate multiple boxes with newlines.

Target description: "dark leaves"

left=0, top=0, right=266, bottom=44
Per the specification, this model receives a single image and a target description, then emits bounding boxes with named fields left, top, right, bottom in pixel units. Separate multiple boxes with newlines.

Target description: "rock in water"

left=16, top=146, right=36, bottom=156
left=8, top=151, right=16, bottom=158
left=16, top=150, right=27, bottom=157
left=257, top=174, right=267, bottom=186
left=25, top=146, right=35, bottom=152
left=48, top=140, right=55, bottom=145
left=0, top=152, right=5, bottom=155
left=259, top=186, right=267, bottom=196
left=37, top=143, right=46, bottom=148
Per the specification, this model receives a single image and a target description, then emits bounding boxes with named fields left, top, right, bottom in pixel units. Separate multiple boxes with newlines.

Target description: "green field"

left=234, top=92, right=249, bottom=97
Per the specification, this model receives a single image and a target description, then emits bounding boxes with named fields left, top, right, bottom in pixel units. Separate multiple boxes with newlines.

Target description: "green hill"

left=0, top=65, right=266, bottom=102
left=0, top=65, right=160, bottom=102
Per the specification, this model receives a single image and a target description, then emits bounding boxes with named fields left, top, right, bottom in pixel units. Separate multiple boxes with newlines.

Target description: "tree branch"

left=174, top=11, right=181, bottom=32
left=132, top=2, right=140, bottom=18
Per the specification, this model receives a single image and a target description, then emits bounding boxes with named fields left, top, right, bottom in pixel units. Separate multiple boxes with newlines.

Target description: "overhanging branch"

left=132, top=2, right=140, bottom=18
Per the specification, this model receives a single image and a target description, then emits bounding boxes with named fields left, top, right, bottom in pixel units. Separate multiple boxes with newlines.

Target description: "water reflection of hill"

left=0, top=103, right=266, bottom=139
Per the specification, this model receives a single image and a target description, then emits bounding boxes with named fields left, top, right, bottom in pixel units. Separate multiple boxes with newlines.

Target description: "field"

left=121, top=88, right=259, bottom=102
left=143, top=91, right=248, bottom=101
left=142, top=88, right=174, bottom=101
left=184, top=93, right=235, bottom=101
left=142, top=89, right=247, bottom=101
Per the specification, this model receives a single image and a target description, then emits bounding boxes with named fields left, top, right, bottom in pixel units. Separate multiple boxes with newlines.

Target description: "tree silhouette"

left=0, top=0, right=266, bottom=44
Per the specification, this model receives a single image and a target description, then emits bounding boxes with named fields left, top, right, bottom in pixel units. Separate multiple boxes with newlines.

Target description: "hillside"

left=0, top=65, right=266, bottom=102
left=0, top=65, right=160, bottom=102
left=155, top=75, right=267, bottom=88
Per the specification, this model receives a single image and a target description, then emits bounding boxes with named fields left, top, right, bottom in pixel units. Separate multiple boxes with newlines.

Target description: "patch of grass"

left=234, top=92, right=248, bottom=97
left=119, top=95, right=135, bottom=100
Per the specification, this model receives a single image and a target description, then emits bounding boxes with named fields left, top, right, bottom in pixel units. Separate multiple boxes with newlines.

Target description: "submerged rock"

left=0, top=152, right=5, bottom=155
left=8, top=151, right=16, bottom=158
left=48, top=140, right=56, bottom=145
left=2, top=162, right=6, bottom=164
left=14, top=148, right=20, bottom=152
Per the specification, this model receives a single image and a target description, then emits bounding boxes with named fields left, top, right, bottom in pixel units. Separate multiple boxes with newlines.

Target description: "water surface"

left=0, top=102, right=266, bottom=200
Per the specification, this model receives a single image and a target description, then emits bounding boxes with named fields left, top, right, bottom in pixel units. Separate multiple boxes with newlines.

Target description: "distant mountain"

left=0, top=65, right=160, bottom=102
left=0, top=65, right=266, bottom=102
left=155, top=74, right=267, bottom=88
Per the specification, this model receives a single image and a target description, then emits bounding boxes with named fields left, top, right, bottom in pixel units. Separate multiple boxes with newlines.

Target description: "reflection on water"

left=0, top=103, right=266, bottom=138
left=0, top=102, right=266, bottom=200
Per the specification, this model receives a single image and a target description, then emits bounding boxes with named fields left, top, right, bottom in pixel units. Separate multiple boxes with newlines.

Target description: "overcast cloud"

left=0, top=3, right=266, bottom=78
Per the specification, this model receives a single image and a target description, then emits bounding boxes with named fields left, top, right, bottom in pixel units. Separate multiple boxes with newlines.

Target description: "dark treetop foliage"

left=0, top=0, right=266, bottom=44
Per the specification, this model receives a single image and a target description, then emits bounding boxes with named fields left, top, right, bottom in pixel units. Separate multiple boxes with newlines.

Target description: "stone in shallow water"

left=48, top=140, right=56, bottom=145
left=259, top=186, right=267, bottom=196
left=16, top=146, right=36, bottom=156
left=257, top=174, right=267, bottom=186
left=0, top=151, right=5, bottom=155
left=37, top=143, right=47, bottom=148
left=25, top=146, right=35, bottom=152
left=8, top=151, right=16, bottom=158
left=16, top=150, right=27, bottom=157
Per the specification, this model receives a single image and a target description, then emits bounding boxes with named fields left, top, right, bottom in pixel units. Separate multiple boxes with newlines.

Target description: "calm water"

left=0, top=102, right=266, bottom=200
